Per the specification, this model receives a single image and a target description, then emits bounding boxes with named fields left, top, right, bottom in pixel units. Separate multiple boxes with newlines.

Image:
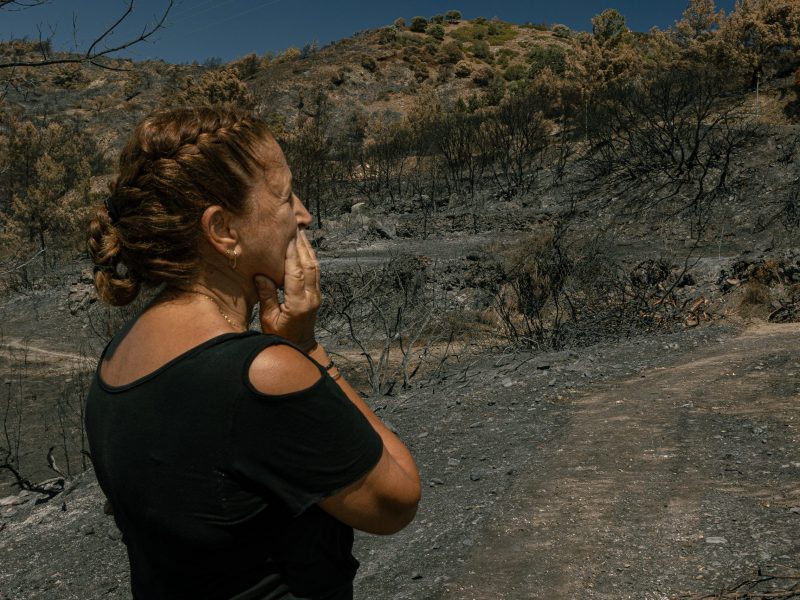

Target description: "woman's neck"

left=167, top=266, right=257, bottom=332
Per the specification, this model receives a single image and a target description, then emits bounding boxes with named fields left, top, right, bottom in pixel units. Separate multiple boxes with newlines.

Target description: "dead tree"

left=319, top=255, right=449, bottom=396
left=481, top=89, right=551, bottom=198
left=0, top=1, right=174, bottom=70
left=585, top=61, right=756, bottom=232
left=281, top=91, right=333, bottom=230
left=432, top=112, right=485, bottom=201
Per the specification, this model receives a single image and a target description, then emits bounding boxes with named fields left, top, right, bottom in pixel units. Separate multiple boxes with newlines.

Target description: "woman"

left=85, top=106, right=421, bottom=600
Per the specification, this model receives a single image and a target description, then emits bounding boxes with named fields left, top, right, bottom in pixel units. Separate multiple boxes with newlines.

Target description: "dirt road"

left=442, top=322, right=800, bottom=599
left=2, top=322, right=799, bottom=599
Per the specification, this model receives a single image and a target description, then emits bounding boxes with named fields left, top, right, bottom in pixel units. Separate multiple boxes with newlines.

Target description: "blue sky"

left=1, top=0, right=737, bottom=64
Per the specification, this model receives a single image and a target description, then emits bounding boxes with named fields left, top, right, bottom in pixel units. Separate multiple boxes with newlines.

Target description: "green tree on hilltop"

left=410, top=16, right=428, bottom=32
left=677, top=0, right=723, bottom=38
left=592, top=8, right=629, bottom=45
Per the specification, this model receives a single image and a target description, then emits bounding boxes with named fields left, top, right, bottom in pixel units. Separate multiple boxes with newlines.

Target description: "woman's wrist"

left=306, top=342, right=328, bottom=364
left=298, top=338, right=318, bottom=353
left=306, top=343, right=342, bottom=380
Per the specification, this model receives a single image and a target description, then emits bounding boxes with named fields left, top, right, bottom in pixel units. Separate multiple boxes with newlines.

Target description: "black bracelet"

left=323, top=358, right=335, bottom=371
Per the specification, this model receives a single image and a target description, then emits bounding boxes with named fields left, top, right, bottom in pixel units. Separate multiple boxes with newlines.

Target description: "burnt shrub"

left=494, top=229, right=684, bottom=349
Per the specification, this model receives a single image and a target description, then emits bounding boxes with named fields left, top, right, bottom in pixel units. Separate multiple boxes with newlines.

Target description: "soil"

left=0, top=183, right=798, bottom=599
left=1, top=317, right=798, bottom=599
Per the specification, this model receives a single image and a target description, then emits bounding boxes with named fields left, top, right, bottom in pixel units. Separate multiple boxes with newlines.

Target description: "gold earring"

left=226, top=248, right=239, bottom=270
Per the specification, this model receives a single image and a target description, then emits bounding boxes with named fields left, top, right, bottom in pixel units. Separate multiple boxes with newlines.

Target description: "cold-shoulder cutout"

left=247, top=342, right=323, bottom=396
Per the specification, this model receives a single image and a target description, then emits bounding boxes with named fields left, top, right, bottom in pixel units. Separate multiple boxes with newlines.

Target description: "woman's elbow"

left=373, top=484, right=421, bottom=535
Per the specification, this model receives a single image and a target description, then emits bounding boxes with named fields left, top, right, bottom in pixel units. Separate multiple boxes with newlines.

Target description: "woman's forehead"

left=262, top=164, right=291, bottom=195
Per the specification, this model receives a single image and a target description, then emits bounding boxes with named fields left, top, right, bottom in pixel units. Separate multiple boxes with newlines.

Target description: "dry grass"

left=739, top=281, right=771, bottom=307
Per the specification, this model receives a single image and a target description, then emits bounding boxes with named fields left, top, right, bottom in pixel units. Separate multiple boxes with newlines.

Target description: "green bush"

left=234, top=53, right=261, bottom=80
left=430, top=14, right=444, bottom=24
left=474, top=16, right=488, bottom=24
left=454, top=61, right=471, bottom=77
left=452, top=19, right=516, bottom=45
left=438, top=40, right=463, bottom=63
left=427, top=23, right=445, bottom=40
left=497, top=47, right=517, bottom=67
left=472, top=64, right=494, bottom=86
left=424, top=40, right=439, bottom=55
left=527, top=44, right=566, bottom=76
left=592, top=8, right=628, bottom=43
left=394, top=17, right=406, bottom=28
left=410, top=16, right=428, bottom=32
left=410, top=59, right=429, bottom=81
left=552, top=24, right=571, bottom=38
left=446, top=9, right=462, bottom=23
left=503, top=64, right=527, bottom=81
left=378, top=27, right=397, bottom=44
left=361, top=55, right=378, bottom=72
left=484, top=77, right=505, bottom=105
left=470, top=40, right=491, bottom=60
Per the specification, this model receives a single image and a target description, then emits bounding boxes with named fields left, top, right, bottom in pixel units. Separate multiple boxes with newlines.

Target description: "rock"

left=0, top=495, right=28, bottom=507
left=704, top=536, right=727, bottom=544
left=371, top=218, right=396, bottom=239
left=469, top=472, right=481, bottom=481
left=411, top=572, right=423, bottom=580
left=350, top=202, right=368, bottom=215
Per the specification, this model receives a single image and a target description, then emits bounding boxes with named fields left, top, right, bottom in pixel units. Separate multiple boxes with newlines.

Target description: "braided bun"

left=86, top=107, right=278, bottom=306
left=87, top=205, right=140, bottom=306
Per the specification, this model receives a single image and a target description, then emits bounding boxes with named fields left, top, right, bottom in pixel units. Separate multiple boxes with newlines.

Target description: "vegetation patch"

left=450, top=19, right=517, bottom=45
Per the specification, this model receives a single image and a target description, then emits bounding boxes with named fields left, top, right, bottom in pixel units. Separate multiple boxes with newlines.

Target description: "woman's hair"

left=87, top=106, right=277, bottom=306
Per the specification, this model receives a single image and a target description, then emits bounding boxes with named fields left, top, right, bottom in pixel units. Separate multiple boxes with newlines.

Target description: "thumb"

left=255, top=275, right=281, bottom=316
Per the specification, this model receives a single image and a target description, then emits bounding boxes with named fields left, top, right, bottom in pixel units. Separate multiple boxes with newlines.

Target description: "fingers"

left=296, top=230, right=320, bottom=301
left=282, top=237, right=305, bottom=308
left=257, top=234, right=318, bottom=347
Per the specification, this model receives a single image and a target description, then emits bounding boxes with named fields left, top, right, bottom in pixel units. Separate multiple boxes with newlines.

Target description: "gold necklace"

left=184, top=291, right=246, bottom=332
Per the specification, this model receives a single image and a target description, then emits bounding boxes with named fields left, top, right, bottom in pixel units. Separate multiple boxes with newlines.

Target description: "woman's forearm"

left=308, top=344, right=420, bottom=485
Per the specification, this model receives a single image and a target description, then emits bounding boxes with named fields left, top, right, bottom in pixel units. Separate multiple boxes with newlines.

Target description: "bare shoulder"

left=248, top=343, right=322, bottom=396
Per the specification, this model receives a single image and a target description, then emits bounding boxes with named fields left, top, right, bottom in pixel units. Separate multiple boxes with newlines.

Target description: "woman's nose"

left=293, top=194, right=313, bottom=229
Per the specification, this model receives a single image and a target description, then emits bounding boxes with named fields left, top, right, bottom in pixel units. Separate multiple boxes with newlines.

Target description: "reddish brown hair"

left=87, top=106, right=278, bottom=306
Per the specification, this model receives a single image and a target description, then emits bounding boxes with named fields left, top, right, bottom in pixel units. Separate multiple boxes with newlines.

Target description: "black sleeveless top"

left=85, top=331, right=383, bottom=600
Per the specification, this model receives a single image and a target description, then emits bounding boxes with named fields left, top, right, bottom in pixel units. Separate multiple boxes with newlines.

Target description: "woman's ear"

left=200, top=205, right=239, bottom=255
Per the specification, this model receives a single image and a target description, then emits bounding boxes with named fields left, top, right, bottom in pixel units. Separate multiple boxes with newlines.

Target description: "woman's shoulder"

left=247, top=339, right=323, bottom=396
